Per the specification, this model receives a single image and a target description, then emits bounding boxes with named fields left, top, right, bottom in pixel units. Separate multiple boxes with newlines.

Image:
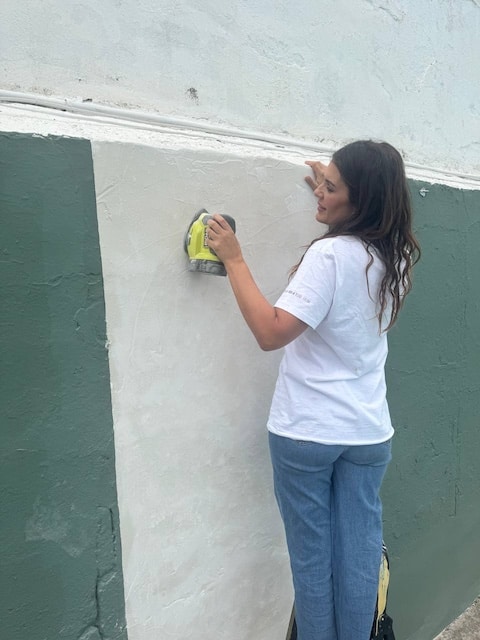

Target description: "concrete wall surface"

left=1, top=106, right=479, bottom=640
left=1, top=0, right=480, bottom=175
left=91, top=135, right=319, bottom=640
left=1, top=1, right=479, bottom=638
left=0, top=131, right=127, bottom=640
left=383, top=181, right=480, bottom=639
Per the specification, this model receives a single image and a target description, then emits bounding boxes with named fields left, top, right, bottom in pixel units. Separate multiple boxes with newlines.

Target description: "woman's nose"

left=314, top=185, right=323, bottom=198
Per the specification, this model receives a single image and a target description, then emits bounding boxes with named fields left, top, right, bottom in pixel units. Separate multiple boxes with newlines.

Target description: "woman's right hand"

left=206, top=214, right=243, bottom=267
left=304, top=160, right=328, bottom=191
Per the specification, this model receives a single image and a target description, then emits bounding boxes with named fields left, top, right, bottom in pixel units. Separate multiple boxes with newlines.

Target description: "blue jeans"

left=268, top=432, right=392, bottom=640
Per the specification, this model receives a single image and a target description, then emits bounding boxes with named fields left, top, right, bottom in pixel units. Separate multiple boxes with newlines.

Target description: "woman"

left=206, top=140, right=420, bottom=640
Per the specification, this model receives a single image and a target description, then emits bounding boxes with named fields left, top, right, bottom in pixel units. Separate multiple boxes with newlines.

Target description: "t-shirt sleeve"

left=274, top=242, right=336, bottom=329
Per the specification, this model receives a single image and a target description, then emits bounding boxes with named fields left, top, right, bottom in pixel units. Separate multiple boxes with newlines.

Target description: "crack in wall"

left=94, top=570, right=106, bottom=640
left=363, top=0, right=405, bottom=22
left=78, top=624, right=103, bottom=640
left=84, top=506, right=127, bottom=640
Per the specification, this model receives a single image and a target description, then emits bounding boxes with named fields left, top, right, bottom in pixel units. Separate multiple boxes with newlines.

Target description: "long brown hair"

left=293, top=140, right=421, bottom=331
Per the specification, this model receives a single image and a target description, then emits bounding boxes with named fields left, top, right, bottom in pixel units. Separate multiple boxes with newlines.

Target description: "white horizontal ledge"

left=0, top=90, right=335, bottom=153
left=1, top=90, right=479, bottom=190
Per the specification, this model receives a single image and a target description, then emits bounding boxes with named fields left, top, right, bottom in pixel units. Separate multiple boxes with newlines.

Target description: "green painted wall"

left=384, top=182, right=480, bottom=639
left=1, top=130, right=479, bottom=640
left=0, top=133, right=127, bottom=640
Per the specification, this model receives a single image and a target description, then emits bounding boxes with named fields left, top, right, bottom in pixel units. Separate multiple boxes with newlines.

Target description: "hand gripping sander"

left=184, top=209, right=236, bottom=276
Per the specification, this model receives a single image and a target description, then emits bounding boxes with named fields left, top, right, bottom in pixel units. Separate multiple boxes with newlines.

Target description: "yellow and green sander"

left=184, top=209, right=236, bottom=276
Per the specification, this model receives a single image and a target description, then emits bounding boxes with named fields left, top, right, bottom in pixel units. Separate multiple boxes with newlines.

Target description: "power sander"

left=184, top=209, right=236, bottom=276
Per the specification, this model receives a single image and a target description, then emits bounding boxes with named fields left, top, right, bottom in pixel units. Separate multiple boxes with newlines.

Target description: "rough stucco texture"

left=2, top=126, right=479, bottom=640
left=2, top=0, right=480, bottom=174
left=91, top=133, right=480, bottom=640
left=92, top=139, right=319, bottom=640
left=0, top=133, right=127, bottom=640
left=383, top=183, right=480, bottom=640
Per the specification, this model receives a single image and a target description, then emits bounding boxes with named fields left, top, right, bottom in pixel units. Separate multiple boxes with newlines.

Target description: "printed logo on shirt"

left=284, top=289, right=311, bottom=304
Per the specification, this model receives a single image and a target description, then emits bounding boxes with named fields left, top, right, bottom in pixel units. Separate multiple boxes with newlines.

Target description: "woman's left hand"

left=305, top=160, right=328, bottom=191
left=206, top=214, right=243, bottom=266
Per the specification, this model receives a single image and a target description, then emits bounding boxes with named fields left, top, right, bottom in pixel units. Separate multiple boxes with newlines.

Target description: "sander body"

left=184, top=209, right=236, bottom=276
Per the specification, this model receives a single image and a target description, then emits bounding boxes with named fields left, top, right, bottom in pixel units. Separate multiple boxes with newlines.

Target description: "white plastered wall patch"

left=91, top=134, right=321, bottom=640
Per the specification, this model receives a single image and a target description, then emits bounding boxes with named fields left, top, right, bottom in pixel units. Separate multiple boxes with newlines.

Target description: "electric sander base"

left=188, top=259, right=227, bottom=276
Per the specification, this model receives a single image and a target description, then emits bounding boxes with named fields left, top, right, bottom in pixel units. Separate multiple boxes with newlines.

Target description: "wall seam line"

left=2, top=90, right=480, bottom=189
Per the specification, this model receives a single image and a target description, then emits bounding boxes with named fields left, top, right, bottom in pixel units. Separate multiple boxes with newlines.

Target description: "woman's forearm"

left=224, top=256, right=306, bottom=351
left=206, top=213, right=307, bottom=349
left=224, top=257, right=278, bottom=350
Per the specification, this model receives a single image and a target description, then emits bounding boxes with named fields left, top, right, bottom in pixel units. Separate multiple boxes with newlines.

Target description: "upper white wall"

left=2, top=0, right=479, bottom=175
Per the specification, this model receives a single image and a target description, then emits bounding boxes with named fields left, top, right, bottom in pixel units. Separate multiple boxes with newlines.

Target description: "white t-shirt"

left=267, top=235, right=394, bottom=446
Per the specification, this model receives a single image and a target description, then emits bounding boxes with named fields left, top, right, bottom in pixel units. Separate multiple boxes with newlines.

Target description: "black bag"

left=287, top=543, right=395, bottom=640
